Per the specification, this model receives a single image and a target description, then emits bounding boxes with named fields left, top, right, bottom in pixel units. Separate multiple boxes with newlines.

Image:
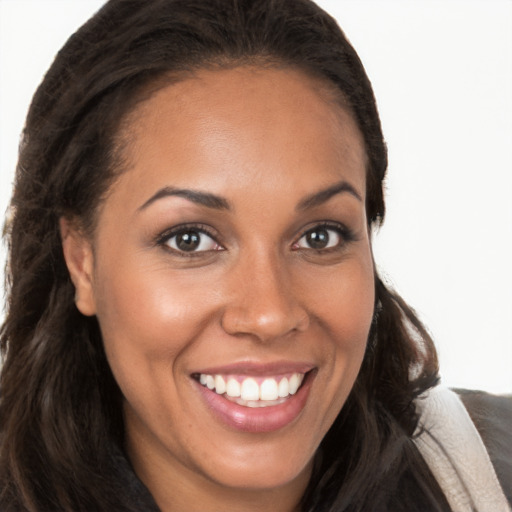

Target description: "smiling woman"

left=60, top=67, right=375, bottom=505
left=0, top=1, right=510, bottom=512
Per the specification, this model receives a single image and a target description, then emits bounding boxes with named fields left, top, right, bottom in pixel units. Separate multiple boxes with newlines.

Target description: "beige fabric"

left=414, top=385, right=511, bottom=512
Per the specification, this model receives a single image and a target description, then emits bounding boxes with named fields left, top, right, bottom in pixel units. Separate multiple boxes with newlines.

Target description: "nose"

left=220, top=253, right=310, bottom=342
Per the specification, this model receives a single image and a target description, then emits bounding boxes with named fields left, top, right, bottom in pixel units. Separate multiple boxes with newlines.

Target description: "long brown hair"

left=1, top=1, right=444, bottom=510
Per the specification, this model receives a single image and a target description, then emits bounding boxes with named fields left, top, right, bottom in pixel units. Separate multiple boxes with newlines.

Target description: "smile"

left=192, top=367, right=315, bottom=433
left=197, top=373, right=305, bottom=407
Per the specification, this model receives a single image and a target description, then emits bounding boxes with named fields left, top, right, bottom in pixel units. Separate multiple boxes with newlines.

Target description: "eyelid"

left=155, top=223, right=224, bottom=256
left=293, top=221, right=356, bottom=250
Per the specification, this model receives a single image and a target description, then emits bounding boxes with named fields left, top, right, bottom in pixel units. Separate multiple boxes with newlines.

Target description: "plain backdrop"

left=0, top=0, right=511, bottom=393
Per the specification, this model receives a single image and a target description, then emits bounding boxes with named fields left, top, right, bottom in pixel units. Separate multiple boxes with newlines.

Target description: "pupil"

left=307, top=229, right=329, bottom=249
left=177, top=231, right=200, bottom=251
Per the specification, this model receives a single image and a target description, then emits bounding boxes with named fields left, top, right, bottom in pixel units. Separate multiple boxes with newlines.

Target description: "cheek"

left=91, top=261, right=222, bottom=437
left=335, top=268, right=374, bottom=342
left=92, top=258, right=221, bottom=372
left=290, top=256, right=374, bottom=445
left=304, top=257, right=375, bottom=342
left=304, top=254, right=375, bottom=397
left=334, top=262, right=375, bottom=378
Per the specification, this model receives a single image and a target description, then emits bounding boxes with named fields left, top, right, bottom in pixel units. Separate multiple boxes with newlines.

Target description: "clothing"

left=457, top=388, right=512, bottom=506
left=414, top=386, right=511, bottom=512
left=119, top=386, right=512, bottom=511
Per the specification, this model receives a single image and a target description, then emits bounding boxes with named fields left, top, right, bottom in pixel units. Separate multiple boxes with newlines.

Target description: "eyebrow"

left=297, top=180, right=362, bottom=211
left=138, top=186, right=231, bottom=211
left=138, top=179, right=361, bottom=213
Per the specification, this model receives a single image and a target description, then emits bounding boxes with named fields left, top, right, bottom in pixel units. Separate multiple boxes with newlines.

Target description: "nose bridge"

left=221, top=246, right=308, bottom=341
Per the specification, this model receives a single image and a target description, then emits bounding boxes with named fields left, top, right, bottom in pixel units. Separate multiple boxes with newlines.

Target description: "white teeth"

left=214, top=375, right=226, bottom=395
left=289, top=373, right=301, bottom=395
left=260, top=378, right=279, bottom=401
left=278, top=377, right=289, bottom=398
left=198, top=372, right=306, bottom=405
left=226, top=378, right=241, bottom=397
left=240, top=378, right=260, bottom=401
left=205, top=375, right=215, bottom=390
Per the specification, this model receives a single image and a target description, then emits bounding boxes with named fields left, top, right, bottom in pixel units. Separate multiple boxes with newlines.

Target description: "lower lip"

left=195, top=373, right=313, bottom=433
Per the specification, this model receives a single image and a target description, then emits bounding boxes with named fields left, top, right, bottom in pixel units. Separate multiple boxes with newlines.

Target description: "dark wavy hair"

left=0, top=0, right=446, bottom=510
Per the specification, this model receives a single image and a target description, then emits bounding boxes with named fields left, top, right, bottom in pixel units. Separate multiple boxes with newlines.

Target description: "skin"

left=61, top=66, right=375, bottom=512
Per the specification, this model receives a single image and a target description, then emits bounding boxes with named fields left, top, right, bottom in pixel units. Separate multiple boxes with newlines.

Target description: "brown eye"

left=165, top=229, right=219, bottom=253
left=296, top=226, right=342, bottom=250
left=306, top=228, right=329, bottom=249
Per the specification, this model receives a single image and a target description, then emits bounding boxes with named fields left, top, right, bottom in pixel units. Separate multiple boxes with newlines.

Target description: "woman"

left=0, top=1, right=510, bottom=511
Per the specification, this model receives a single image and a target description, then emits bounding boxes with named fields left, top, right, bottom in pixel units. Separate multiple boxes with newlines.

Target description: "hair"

left=0, top=1, right=445, bottom=510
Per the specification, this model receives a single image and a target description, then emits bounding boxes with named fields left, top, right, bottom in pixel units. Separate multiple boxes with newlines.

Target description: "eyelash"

left=156, top=224, right=222, bottom=258
left=293, top=222, right=356, bottom=252
left=155, top=221, right=356, bottom=257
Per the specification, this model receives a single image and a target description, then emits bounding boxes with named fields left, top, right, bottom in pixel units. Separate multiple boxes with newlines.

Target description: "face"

left=64, top=66, right=375, bottom=508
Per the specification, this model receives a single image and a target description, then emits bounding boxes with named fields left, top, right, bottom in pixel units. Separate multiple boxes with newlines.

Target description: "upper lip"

left=192, top=360, right=315, bottom=377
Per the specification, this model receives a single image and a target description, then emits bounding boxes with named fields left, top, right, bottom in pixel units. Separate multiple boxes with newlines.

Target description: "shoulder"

left=454, top=388, right=512, bottom=504
left=413, top=385, right=511, bottom=511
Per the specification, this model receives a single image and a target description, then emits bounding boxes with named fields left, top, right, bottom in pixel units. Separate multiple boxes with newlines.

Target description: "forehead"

left=115, top=66, right=366, bottom=206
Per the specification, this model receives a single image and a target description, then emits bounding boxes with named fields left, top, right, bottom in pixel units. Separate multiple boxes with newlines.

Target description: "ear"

left=60, top=217, right=97, bottom=316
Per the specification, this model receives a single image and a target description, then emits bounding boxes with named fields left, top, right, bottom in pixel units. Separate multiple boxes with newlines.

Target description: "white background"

left=0, top=0, right=511, bottom=393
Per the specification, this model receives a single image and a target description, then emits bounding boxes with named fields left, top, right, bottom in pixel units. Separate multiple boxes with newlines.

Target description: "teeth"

left=260, top=378, right=279, bottom=400
left=278, top=377, right=289, bottom=398
left=205, top=375, right=215, bottom=390
left=289, top=373, right=300, bottom=395
left=240, top=378, right=260, bottom=401
left=214, top=375, right=226, bottom=395
left=197, top=372, right=306, bottom=405
left=226, top=378, right=241, bottom=397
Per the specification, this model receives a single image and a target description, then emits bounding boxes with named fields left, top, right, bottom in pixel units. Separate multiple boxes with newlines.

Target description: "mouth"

left=193, top=372, right=306, bottom=408
left=191, top=367, right=315, bottom=433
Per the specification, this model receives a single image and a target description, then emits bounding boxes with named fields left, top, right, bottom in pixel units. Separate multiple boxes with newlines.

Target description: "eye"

left=160, top=227, right=221, bottom=254
left=294, top=224, right=349, bottom=251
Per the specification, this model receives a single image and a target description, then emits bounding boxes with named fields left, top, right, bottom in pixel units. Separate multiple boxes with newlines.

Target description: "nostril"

left=220, top=303, right=309, bottom=341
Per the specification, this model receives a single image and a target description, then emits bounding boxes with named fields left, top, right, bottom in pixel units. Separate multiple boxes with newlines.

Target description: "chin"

left=202, top=448, right=314, bottom=492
